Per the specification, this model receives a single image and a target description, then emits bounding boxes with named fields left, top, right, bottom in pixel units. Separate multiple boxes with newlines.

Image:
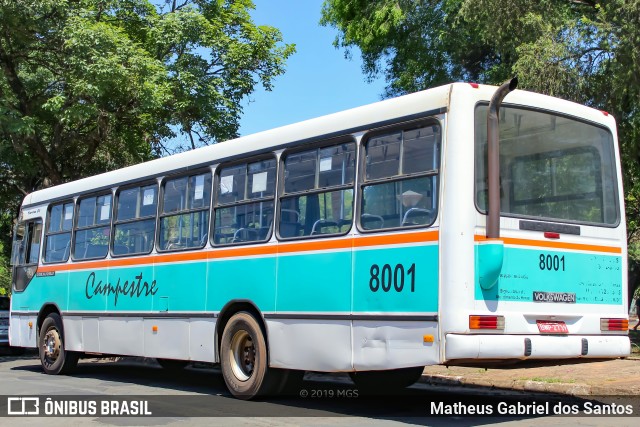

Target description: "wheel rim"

left=229, top=329, right=255, bottom=382
left=43, top=327, right=61, bottom=363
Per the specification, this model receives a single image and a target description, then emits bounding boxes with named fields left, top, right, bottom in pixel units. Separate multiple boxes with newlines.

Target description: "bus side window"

left=213, top=157, right=276, bottom=245
left=44, top=202, right=74, bottom=263
left=360, top=124, right=440, bottom=231
left=26, top=222, right=43, bottom=265
left=159, top=172, right=211, bottom=251
left=113, top=184, right=157, bottom=256
left=73, top=194, right=112, bottom=261
left=279, top=140, right=356, bottom=239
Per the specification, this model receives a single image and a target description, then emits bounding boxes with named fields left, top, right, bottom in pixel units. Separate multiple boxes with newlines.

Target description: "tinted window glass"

left=474, top=105, right=619, bottom=225
left=44, top=202, right=74, bottom=263
left=361, top=125, right=440, bottom=231
left=160, top=172, right=211, bottom=251
left=117, top=185, right=157, bottom=221
left=74, top=194, right=112, bottom=260
left=78, top=195, right=112, bottom=227
left=280, top=141, right=356, bottom=239
left=44, top=234, right=71, bottom=263
left=214, top=158, right=276, bottom=246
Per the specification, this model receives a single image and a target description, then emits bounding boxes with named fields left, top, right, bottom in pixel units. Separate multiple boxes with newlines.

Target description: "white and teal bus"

left=9, top=80, right=629, bottom=399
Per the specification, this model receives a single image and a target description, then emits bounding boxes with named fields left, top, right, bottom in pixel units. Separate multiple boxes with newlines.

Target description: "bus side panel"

left=67, top=269, right=106, bottom=311
left=276, top=249, right=352, bottom=312
left=270, top=248, right=352, bottom=371
left=205, top=254, right=277, bottom=313
left=11, top=273, right=70, bottom=348
left=153, top=261, right=206, bottom=312
left=352, top=320, right=439, bottom=370
left=206, top=253, right=277, bottom=363
left=267, top=319, right=352, bottom=371
left=352, top=244, right=438, bottom=313
left=10, top=312, right=37, bottom=348
left=352, top=242, right=440, bottom=370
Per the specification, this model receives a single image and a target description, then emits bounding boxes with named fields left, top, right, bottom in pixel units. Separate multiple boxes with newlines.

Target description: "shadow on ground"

left=7, top=355, right=635, bottom=424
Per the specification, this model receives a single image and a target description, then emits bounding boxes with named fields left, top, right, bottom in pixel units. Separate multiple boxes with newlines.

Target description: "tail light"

left=469, top=315, right=505, bottom=330
left=600, top=318, right=628, bottom=331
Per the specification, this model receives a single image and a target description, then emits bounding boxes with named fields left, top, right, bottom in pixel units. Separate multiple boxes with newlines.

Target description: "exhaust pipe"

left=486, top=77, right=518, bottom=239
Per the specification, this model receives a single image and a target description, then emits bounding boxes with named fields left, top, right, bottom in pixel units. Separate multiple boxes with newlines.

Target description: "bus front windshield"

left=475, top=105, right=619, bottom=226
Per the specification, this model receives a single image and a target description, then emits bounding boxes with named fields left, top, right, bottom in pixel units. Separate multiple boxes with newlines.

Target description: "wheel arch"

left=37, top=303, right=63, bottom=336
left=216, top=300, right=270, bottom=363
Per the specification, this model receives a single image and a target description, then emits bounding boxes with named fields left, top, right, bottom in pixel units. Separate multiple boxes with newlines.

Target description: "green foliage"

left=321, top=0, right=640, bottom=236
left=0, top=0, right=294, bottom=262
left=0, top=240, right=9, bottom=296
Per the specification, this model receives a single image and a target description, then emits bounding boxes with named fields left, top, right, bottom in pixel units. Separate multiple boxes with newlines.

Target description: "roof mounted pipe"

left=486, top=77, right=518, bottom=239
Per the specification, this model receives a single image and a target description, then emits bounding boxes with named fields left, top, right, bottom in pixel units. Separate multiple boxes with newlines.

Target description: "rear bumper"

left=445, top=333, right=630, bottom=361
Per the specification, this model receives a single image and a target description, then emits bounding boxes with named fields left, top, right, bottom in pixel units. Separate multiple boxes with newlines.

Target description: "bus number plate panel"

left=536, top=320, right=569, bottom=334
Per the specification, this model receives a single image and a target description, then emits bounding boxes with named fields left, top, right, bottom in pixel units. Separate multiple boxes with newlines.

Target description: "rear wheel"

left=39, top=313, right=79, bottom=375
left=349, top=366, right=424, bottom=392
left=220, top=311, right=281, bottom=399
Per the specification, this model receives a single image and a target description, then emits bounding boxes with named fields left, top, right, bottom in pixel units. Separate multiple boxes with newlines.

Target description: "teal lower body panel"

left=475, top=246, right=623, bottom=305
left=353, top=244, right=439, bottom=313
left=12, top=241, right=441, bottom=370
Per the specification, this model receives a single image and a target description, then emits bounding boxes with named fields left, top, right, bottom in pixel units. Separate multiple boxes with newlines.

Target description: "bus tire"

left=220, top=311, right=280, bottom=399
left=39, top=313, right=79, bottom=375
left=349, top=366, right=424, bottom=392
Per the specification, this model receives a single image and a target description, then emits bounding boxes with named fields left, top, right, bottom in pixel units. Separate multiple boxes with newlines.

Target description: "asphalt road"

left=0, top=351, right=636, bottom=426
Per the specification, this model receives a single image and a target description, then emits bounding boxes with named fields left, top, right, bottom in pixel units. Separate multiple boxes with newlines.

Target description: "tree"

left=0, top=0, right=295, bottom=260
left=0, top=243, right=8, bottom=296
left=322, top=0, right=640, bottom=304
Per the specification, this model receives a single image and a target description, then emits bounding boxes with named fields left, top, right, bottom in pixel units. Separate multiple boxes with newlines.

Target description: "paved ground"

left=1, top=354, right=638, bottom=426
left=3, top=328, right=639, bottom=398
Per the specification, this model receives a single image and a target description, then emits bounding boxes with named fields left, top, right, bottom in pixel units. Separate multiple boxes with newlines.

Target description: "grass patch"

left=527, top=377, right=576, bottom=384
left=630, top=330, right=640, bottom=354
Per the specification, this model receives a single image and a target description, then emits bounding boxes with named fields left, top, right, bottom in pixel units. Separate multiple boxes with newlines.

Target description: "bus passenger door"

left=11, top=220, right=42, bottom=293
left=10, top=219, right=42, bottom=348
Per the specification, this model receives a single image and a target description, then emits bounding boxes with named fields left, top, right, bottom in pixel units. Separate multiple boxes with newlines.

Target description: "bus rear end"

left=442, top=84, right=629, bottom=363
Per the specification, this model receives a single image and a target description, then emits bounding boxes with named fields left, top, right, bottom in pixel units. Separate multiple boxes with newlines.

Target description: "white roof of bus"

left=22, top=82, right=616, bottom=207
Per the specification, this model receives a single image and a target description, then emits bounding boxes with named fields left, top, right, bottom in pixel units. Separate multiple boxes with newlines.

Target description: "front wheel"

left=39, top=313, right=79, bottom=375
left=220, top=311, right=281, bottom=399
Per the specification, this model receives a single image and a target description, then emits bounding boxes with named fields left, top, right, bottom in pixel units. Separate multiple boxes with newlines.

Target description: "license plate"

left=537, top=320, right=568, bottom=334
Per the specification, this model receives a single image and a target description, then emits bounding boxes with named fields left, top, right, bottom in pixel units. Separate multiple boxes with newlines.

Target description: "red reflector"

left=544, top=232, right=560, bottom=239
left=469, top=83, right=479, bottom=88
left=601, top=110, right=609, bottom=116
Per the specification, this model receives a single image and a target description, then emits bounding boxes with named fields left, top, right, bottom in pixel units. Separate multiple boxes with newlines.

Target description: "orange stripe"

left=474, top=235, right=622, bottom=254
left=38, top=230, right=440, bottom=273
left=353, top=230, right=439, bottom=248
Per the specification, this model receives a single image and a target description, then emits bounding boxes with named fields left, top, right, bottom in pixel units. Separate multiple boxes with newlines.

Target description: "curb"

left=417, top=374, right=637, bottom=396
